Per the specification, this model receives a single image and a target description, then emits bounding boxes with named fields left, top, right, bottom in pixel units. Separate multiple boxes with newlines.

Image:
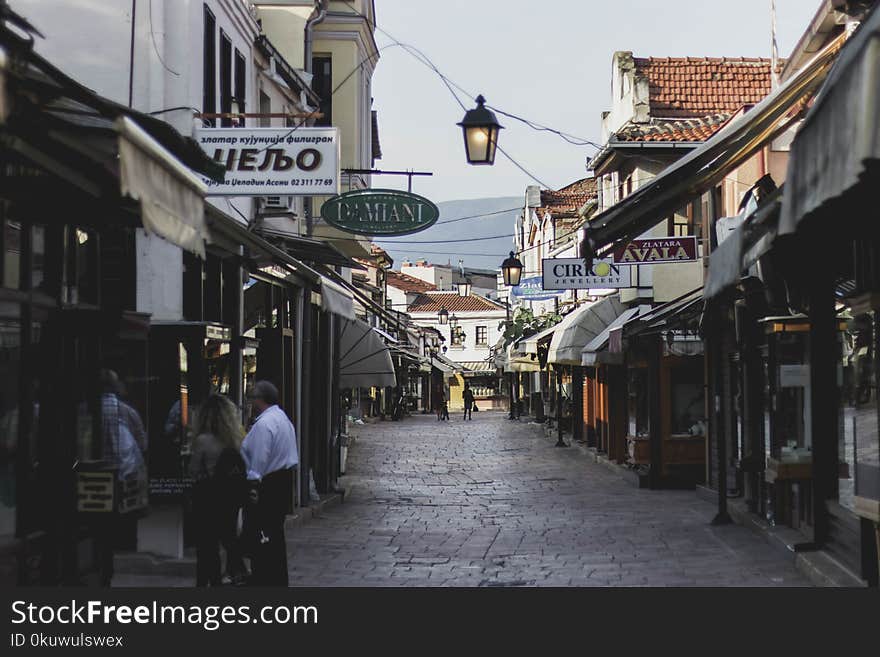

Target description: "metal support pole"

left=711, top=300, right=732, bottom=524
left=555, top=366, right=567, bottom=447
left=507, top=300, right=516, bottom=420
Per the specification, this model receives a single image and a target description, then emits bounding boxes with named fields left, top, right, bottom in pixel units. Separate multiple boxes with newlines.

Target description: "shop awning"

left=779, top=5, right=880, bottom=236
left=518, top=324, right=558, bottom=354
left=505, top=343, right=541, bottom=372
left=459, top=361, right=498, bottom=377
left=582, top=33, right=843, bottom=256
left=705, top=191, right=781, bottom=299
left=117, top=117, right=208, bottom=258
left=548, top=295, right=626, bottom=366
left=339, top=317, right=396, bottom=389
left=258, top=229, right=366, bottom=271
left=581, top=305, right=642, bottom=366
left=624, top=288, right=705, bottom=337
left=319, top=276, right=355, bottom=319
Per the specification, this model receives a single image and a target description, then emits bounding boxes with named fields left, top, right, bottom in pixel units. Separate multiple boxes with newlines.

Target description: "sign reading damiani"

left=542, top=258, right=631, bottom=290
left=612, top=236, right=698, bottom=264
left=320, top=189, right=440, bottom=236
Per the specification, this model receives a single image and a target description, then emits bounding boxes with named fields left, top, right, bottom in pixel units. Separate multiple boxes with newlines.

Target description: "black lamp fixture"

left=457, top=277, right=472, bottom=297
left=501, top=251, right=524, bottom=287
left=457, top=95, right=503, bottom=165
left=438, top=307, right=449, bottom=325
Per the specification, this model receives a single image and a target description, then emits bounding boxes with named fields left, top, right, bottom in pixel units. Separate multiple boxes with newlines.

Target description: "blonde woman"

left=189, top=394, right=247, bottom=586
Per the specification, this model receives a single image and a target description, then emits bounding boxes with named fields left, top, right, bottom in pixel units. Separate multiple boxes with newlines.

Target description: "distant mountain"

left=374, top=196, right=520, bottom=271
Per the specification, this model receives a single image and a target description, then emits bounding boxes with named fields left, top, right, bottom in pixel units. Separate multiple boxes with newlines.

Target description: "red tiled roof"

left=634, top=56, right=774, bottom=119
left=409, top=292, right=503, bottom=313
left=536, top=177, right=597, bottom=217
left=615, top=113, right=732, bottom=142
left=386, top=270, right=437, bottom=294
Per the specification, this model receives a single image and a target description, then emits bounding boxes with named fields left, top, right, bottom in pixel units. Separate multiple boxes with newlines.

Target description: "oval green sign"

left=320, top=188, right=440, bottom=236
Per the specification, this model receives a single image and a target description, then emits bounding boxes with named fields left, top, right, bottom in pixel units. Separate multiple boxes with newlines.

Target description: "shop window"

left=766, top=328, right=811, bottom=460
left=2, top=218, right=21, bottom=290
left=839, top=307, right=880, bottom=512
left=628, top=367, right=650, bottom=437
left=475, top=326, right=487, bottom=346
left=670, top=363, right=705, bottom=434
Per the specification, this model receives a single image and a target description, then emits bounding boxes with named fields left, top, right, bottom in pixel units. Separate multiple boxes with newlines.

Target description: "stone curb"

left=694, top=485, right=866, bottom=587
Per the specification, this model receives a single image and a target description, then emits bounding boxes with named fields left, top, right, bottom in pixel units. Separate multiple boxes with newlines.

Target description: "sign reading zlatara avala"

left=320, top=189, right=440, bottom=236
left=195, top=127, right=339, bottom=196
left=612, top=236, right=698, bottom=264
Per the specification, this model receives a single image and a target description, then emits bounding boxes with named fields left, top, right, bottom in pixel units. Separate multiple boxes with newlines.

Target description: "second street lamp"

left=438, top=307, right=449, bottom=325
left=457, top=277, right=472, bottom=297
left=501, top=251, right=524, bottom=287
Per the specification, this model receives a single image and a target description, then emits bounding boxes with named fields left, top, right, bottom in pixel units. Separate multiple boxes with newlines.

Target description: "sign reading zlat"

left=320, top=189, right=440, bottom=236
left=613, top=236, right=698, bottom=264
left=196, top=127, right=340, bottom=196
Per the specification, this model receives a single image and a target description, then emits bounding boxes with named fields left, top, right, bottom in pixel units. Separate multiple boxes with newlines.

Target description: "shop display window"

left=765, top=325, right=812, bottom=461
left=670, top=363, right=704, bottom=435
left=840, top=306, right=880, bottom=510
left=628, top=367, right=649, bottom=437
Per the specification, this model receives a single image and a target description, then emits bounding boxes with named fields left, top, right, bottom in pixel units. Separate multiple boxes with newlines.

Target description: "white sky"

left=371, top=0, right=822, bottom=203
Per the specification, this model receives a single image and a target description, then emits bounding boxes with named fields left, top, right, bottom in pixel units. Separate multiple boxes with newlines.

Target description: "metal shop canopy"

left=582, top=33, right=843, bottom=255
left=780, top=4, right=880, bottom=236
left=548, top=295, right=626, bottom=366
left=339, top=317, right=397, bottom=389
left=581, top=305, right=643, bottom=366
left=623, top=288, right=705, bottom=338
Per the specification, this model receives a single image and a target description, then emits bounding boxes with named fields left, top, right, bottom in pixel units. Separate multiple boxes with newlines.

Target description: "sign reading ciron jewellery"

left=195, top=127, right=340, bottom=196
left=612, top=236, right=697, bottom=264
left=542, top=258, right=631, bottom=290
left=320, top=189, right=440, bottom=236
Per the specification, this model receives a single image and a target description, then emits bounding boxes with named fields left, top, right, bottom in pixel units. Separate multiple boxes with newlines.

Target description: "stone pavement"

left=287, top=411, right=812, bottom=587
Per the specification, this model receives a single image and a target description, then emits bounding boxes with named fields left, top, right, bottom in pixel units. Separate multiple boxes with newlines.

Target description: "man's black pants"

left=248, top=467, right=293, bottom=586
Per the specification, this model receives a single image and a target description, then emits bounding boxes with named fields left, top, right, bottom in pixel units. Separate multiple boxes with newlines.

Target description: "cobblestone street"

left=286, top=411, right=811, bottom=587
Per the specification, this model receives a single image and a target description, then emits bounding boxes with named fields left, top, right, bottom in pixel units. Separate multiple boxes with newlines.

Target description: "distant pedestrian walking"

left=462, top=383, right=475, bottom=421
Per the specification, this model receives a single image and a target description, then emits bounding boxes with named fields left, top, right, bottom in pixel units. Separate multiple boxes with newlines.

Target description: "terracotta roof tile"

left=615, top=113, right=732, bottom=142
left=409, top=292, right=504, bottom=313
left=535, top=177, right=597, bottom=217
left=386, top=270, right=437, bottom=294
left=634, top=56, right=775, bottom=119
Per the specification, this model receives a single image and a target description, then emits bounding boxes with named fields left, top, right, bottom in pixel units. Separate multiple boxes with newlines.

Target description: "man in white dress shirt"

left=241, top=380, right=298, bottom=586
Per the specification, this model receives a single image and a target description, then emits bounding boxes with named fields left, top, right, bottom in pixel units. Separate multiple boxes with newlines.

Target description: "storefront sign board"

left=542, top=258, right=630, bottom=289
left=320, top=189, right=440, bottom=236
left=613, top=236, right=698, bottom=264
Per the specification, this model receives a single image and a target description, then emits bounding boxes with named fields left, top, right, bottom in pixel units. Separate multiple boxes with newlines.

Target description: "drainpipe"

left=303, top=0, right=328, bottom=237
left=304, top=0, right=328, bottom=74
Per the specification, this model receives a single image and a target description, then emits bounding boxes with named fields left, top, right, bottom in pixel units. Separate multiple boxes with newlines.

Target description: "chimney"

left=526, top=185, right=541, bottom=208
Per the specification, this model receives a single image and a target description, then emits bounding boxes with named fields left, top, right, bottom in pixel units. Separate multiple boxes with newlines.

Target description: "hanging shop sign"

left=542, top=258, right=631, bottom=289
left=320, top=189, right=440, bottom=236
left=510, top=276, right=564, bottom=301
left=612, top=236, right=698, bottom=264
left=195, top=127, right=339, bottom=196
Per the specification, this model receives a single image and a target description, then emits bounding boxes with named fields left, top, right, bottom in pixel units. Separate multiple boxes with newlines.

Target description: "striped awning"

left=459, top=361, right=498, bottom=377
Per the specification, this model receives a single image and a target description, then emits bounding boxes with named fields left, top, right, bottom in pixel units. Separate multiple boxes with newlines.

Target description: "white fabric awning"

left=548, top=295, right=626, bottom=366
left=581, top=306, right=641, bottom=366
left=116, top=116, right=208, bottom=258
left=320, top=276, right=355, bottom=319
left=339, top=317, right=396, bottom=389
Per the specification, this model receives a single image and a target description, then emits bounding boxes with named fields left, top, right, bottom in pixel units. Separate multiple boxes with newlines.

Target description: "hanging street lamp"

left=457, top=277, right=472, bottom=297
left=501, top=251, right=524, bottom=287
left=438, top=307, right=449, bottom=325
left=457, top=95, right=503, bottom=165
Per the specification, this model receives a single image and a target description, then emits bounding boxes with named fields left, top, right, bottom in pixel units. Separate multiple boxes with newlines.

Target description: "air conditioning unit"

left=262, top=196, right=292, bottom=212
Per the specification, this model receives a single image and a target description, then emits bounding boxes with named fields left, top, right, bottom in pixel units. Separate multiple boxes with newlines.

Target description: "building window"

left=312, top=55, right=332, bottom=127
left=669, top=202, right=697, bottom=237
left=202, top=5, right=216, bottom=126
left=259, top=91, right=271, bottom=127
left=475, top=326, right=487, bottom=346
left=219, top=31, right=232, bottom=127
left=234, top=49, right=246, bottom=127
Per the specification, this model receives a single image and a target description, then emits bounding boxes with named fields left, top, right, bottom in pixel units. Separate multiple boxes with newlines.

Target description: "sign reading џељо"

left=196, top=127, right=340, bottom=196
left=320, top=189, right=440, bottom=236
left=612, top=236, right=697, bottom=264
